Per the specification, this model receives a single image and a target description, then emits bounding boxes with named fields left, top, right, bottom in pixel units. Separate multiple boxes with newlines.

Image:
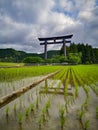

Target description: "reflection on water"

left=0, top=77, right=98, bottom=130
left=0, top=76, right=42, bottom=97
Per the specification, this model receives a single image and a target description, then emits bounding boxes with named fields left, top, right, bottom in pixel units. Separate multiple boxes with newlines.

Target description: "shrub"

left=23, top=56, right=44, bottom=63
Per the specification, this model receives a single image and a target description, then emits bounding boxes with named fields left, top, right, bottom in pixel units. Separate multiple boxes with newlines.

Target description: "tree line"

left=63, top=43, right=98, bottom=64
left=0, top=43, right=98, bottom=64
left=42, top=43, right=98, bottom=64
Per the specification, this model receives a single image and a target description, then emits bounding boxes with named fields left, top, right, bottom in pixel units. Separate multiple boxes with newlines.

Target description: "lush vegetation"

left=23, top=56, right=44, bottom=63
left=60, top=43, right=98, bottom=64
left=0, top=48, right=59, bottom=62
left=0, top=65, right=98, bottom=130
left=0, top=43, right=98, bottom=64
left=0, top=66, right=62, bottom=81
left=0, top=62, right=24, bottom=67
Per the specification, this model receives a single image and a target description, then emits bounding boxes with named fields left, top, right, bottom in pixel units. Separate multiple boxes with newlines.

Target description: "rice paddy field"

left=0, top=65, right=98, bottom=130
left=0, top=62, right=24, bottom=67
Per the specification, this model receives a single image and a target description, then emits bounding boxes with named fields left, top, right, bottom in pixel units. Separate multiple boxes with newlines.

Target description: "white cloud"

left=0, top=0, right=98, bottom=53
left=54, top=0, right=75, bottom=12
left=75, top=0, right=96, bottom=10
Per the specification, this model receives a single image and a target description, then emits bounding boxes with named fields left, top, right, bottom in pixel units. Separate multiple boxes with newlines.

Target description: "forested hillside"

left=0, top=48, right=59, bottom=62
left=61, top=43, right=98, bottom=64
left=0, top=43, right=98, bottom=64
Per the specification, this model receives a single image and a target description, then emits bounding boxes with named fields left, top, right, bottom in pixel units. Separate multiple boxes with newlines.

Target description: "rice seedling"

left=45, top=86, right=49, bottom=93
left=44, top=98, right=51, bottom=117
left=13, top=103, right=17, bottom=113
left=42, top=107, right=46, bottom=121
left=0, top=66, right=62, bottom=81
left=36, top=96, right=39, bottom=109
left=38, top=114, right=44, bottom=128
left=45, top=102, right=50, bottom=113
left=71, top=69, right=79, bottom=97
left=39, top=93, right=42, bottom=102
left=70, top=96, right=75, bottom=105
left=59, top=105, right=66, bottom=129
left=65, top=99, right=69, bottom=113
left=72, top=95, right=76, bottom=104
left=64, top=81, right=68, bottom=97
left=41, top=98, right=51, bottom=122
left=53, top=67, right=66, bottom=80
left=18, top=113, right=24, bottom=125
left=83, top=86, right=89, bottom=96
left=30, top=103, right=34, bottom=111
left=81, top=96, right=89, bottom=111
left=96, top=106, right=98, bottom=119
left=83, top=103, right=88, bottom=111
left=65, top=105, right=68, bottom=114
left=25, top=107, right=30, bottom=116
left=38, top=102, right=49, bottom=127
left=44, top=79, right=49, bottom=93
left=83, top=120, right=90, bottom=130
left=5, top=107, right=10, bottom=117
left=78, top=110, right=85, bottom=121
left=19, top=98, right=22, bottom=109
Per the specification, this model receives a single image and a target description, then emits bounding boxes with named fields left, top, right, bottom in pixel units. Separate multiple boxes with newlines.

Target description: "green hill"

left=0, top=48, right=60, bottom=62
left=0, top=43, right=98, bottom=64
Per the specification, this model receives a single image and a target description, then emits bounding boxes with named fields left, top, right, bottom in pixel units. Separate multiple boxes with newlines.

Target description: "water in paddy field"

left=0, top=76, right=42, bottom=97
left=0, top=76, right=98, bottom=130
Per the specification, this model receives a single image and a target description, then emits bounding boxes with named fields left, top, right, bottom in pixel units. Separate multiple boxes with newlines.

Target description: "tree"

left=67, top=53, right=82, bottom=64
left=50, top=55, right=67, bottom=63
left=60, top=45, right=70, bottom=56
left=23, top=57, right=44, bottom=63
left=85, top=44, right=91, bottom=64
left=77, top=43, right=86, bottom=63
left=51, top=55, right=61, bottom=63
left=70, top=43, right=78, bottom=53
left=93, top=48, right=98, bottom=63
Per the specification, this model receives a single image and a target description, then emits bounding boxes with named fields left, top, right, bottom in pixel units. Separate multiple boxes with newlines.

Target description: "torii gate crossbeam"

left=38, top=34, right=73, bottom=60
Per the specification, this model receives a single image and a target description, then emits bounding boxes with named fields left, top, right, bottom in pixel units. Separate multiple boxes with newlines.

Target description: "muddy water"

left=0, top=77, right=98, bottom=130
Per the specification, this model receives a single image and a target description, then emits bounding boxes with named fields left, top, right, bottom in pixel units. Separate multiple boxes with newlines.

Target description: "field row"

left=0, top=65, right=98, bottom=130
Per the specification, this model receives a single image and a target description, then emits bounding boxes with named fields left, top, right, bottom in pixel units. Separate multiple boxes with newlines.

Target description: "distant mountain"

left=0, top=48, right=60, bottom=62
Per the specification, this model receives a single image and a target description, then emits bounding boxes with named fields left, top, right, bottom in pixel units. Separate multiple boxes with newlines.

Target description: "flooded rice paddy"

left=0, top=66, right=98, bottom=130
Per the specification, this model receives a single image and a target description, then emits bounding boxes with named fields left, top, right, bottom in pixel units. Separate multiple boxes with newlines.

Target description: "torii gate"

left=38, top=34, right=73, bottom=59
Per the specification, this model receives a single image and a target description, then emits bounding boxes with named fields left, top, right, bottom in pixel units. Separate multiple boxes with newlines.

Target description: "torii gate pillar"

left=38, top=34, right=73, bottom=60
left=63, top=40, right=66, bottom=57
left=44, top=41, right=47, bottom=60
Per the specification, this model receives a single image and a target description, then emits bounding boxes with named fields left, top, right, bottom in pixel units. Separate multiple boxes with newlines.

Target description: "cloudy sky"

left=0, top=0, right=98, bottom=53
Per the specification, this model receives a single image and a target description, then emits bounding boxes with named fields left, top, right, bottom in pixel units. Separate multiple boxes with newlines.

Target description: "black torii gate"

left=38, top=34, right=73, bottom=59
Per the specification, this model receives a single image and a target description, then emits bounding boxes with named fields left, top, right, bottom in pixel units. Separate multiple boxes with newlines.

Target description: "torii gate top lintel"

left=38, top=34, right=73, bottom=41
left=38, top=34, right=73, bottom=60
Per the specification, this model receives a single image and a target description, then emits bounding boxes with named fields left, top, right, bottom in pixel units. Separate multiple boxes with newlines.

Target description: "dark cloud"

left=0, top=0, right=98, bottom=53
